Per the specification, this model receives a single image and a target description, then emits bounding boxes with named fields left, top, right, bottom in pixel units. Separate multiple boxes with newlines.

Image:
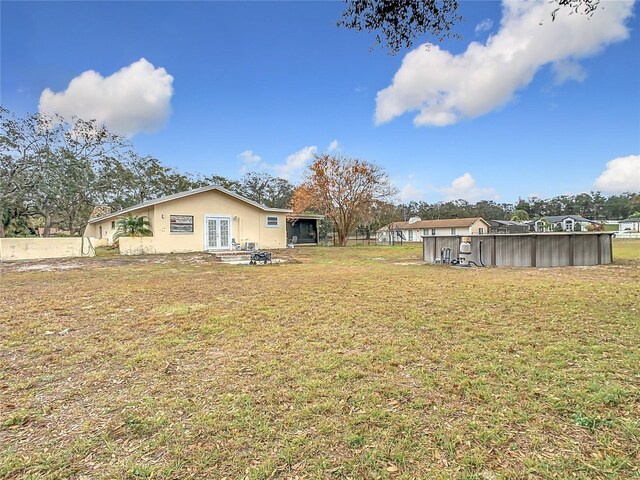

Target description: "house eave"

left=87, top=185, right=292, bottom=224
left=286, top=213, right=325, bottom=220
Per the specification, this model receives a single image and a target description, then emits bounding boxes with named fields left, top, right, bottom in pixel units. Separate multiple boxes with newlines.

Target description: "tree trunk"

left=43, top=214, right=52, bottom=237
left=337, top=228, right=348, bottom=246
left=68, top=209, right=77, bottom=236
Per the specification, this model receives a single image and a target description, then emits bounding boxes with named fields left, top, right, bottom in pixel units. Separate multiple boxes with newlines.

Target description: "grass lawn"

left=613, top=239, right=640, bottom=262
left=1, top=244, right=638, bottom=479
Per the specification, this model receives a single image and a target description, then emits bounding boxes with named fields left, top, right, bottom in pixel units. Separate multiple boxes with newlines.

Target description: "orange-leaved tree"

left=291, top=153, right=396, bottom=246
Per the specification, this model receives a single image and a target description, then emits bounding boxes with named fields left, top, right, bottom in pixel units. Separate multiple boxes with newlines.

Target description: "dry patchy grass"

left=613, top=239, right=640, bottom=262
left=1, top=245, right=639, bottom=479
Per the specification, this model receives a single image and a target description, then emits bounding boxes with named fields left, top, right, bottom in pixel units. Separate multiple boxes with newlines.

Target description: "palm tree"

left=510, top=209, right=530, bottom=221
left=113, top=214, right=153, bottom=240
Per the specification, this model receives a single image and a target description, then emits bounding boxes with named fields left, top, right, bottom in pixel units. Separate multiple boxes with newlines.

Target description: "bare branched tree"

left=292, top=153, right=397, bottom=246
left=338, top=0, right=601, bottom=54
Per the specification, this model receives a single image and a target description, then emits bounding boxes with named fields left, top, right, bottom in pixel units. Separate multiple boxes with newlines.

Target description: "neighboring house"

left=488, top=220, right=530, bottom=234
left=84, top=185, right=291, bottom=252
left=377, top=217, right=491, bottom=243
left=619, top=217, right=640, bottom=232
left=533, top=215, right=599, bottom=232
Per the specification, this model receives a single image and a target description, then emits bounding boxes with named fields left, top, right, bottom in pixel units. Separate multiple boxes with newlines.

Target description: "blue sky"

left=2, top=0, right=639, bottom=203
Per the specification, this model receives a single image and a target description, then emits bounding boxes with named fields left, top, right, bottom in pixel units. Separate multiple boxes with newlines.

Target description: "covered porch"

left=286, top=214, right=323, bottom=245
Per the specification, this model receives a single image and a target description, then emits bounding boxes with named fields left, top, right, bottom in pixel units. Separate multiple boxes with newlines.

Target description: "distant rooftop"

left=541, top=215, right=596, bottom=224
left=378, top=217, right=487, bottom=231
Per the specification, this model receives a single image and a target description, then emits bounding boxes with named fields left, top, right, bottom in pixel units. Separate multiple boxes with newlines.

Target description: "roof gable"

left=542, top=215, right=596, bottom=224
left=490, top=220, right=530, bottom=226
left=88, top=185, right=292, bottom=224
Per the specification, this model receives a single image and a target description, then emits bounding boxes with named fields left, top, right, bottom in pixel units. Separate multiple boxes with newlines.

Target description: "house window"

left=431, top=229, right=436, bottom=236
left=479, top=227, right=484, bottom=234
left=450, top=228, right=456, bottom=235
left=111, top=221, right=115, bottom=229
left=170, top=215, right=194, bottom=233
left=423, top=229, right=428, bottom=236
left=266, top=216, right=280, bottom=228
left=408, top=230, right=414, bottom=241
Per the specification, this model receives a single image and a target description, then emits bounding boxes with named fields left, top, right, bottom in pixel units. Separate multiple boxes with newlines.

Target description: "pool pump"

left=458, top=237, right=472, bottom=266
left=438, top=237, right=483, bottom=267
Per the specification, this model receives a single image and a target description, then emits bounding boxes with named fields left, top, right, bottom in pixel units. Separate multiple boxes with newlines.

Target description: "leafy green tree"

left=527, top=197, right=546, bottom=217
left=590, top=190, right=606, bottom=219
left=0, top=109, right=129, bottom=236
left=192, top=174, right=241, bottom=193
left=629, top=194, right=640, bottom=215
left=574, top=193, right=594, bottom=217
left=510, top=210, right=530, bottom=221
left=0, top=108, right=50, bottom=237
left=358, top=200, right=400, bottom=238
left=396, top=199, right=513, bottom=222
left=515, top=198, right=531, bottom=215
left=473, top=200, right=513, bottom=220
left=0, top=108, right=243, bottom=237
left=237, top=172, right=294, bottom=209
left=113, top=214, right=153, bottom=240
left=99, top=153, right=194, bottom=210
left=603, top=194, right=632, bottom=219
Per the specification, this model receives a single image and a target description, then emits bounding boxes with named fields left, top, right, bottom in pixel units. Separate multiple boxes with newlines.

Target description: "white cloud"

left=475, top=18, right=494, bottom=34
left=398, top=183, right=424, bottom=202
left=39, top=58, right=173, bottom=137
left=376, top=0, right=634, bottom=127
left=594, top=155, right=640, bottom=193
left=438, top=173, right=498, bottom=202
left=236, top=145, right=319, bottom=180
left=327, top=139, right=340, bottom=152
left=270, top=146, right=317, bottom=180
left=552, top=60, right=586, bottom=84
left=238, top=150, right=262, bottom=174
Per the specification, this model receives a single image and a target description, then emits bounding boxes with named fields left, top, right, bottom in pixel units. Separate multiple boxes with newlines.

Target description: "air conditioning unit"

left=245, top=242, right=258, bottom=251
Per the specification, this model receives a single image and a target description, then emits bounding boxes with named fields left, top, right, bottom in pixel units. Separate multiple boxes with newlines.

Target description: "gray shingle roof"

left=542, top=215, right=596, bottom=224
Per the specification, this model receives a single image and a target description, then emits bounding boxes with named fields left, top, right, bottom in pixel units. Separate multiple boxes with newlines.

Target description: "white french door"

left=205, top=216, right=232, bottom=250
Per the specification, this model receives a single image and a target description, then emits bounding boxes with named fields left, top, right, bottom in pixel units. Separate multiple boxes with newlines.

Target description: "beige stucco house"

left=377, top=217, right=491, bottom=243
left=84, top=185, right=291, bottom=253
